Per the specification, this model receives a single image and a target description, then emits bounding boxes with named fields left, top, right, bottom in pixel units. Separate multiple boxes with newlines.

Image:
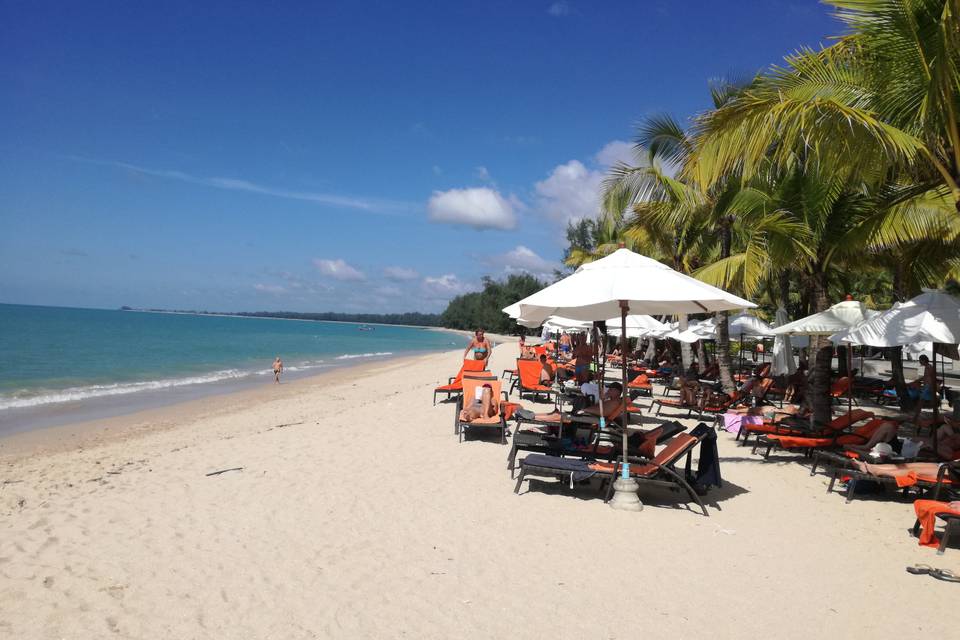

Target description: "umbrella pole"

left=739, top=332, right=744, bottom=382
left=847, top=345, right=853, bottom=418
left=609, top=300, right=642, bottom=512
left=594, top=325, right=604, bottom=429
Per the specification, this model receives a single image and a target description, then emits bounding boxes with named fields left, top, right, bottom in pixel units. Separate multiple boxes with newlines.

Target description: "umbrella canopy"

left=772, top=300, right=874, bottom=337
left=505, top=248, right=755, bottom=324
left=832, top=291, right=960, bottom=347
left=771, top=305, right=797, bottom=376
left=728, top=312, right=775, bottom=337
left=673, top=318, right=717, bottom=343
left=542, top=316, right=593, bottom=332
left=605, top=314, right=667, bottom=338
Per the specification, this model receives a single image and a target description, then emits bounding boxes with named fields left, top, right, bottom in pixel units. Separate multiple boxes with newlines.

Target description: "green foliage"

left=440, top=274, right=546, bottom=334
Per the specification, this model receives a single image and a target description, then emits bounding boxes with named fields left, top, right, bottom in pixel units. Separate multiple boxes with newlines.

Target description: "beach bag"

left=899, top=438, right=923, bottom=459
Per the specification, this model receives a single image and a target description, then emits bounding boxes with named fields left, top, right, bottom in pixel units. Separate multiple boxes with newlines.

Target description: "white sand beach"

left=1, top=340, right=957, bottom=639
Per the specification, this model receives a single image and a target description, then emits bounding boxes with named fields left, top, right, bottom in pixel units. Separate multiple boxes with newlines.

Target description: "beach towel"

left=689, top=423, right=722, bottom=488
left=722, top=412, right=762, bottom=434
left=520, top=454, right=597, bottom=482
left=914, top=500, right=960, bottom=548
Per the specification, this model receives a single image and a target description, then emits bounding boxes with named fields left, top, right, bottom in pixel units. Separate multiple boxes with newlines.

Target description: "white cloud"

left=313, top=258, right=365, bottom=281
left=547, top=1, right=571, bottom=16
left=65, top=156, right=412, bottom=215
left=595, top=139, right=635, bottom=167
left=498, top=245, right=560, bottom=277
left=383, top=266, right=419, bottom=281
left=422, top=274, right=471, bottom=297
left=475, top=166, right=491, bottom=182
left=427, top=187, right=517, bottom=230
left=534, top=159, right=604, bottom=225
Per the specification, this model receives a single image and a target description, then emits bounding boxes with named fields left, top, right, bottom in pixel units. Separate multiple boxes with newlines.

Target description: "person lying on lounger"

left=851, top=459, right=953, bottom=479
left=460, top=382, right=499, bottom=422
left=841, top=419, right=904, bottom=456
left=526, top=382, right=623, bottom=422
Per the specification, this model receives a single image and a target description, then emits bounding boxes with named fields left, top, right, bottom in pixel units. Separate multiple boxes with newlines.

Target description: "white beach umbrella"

left=674, top=318, right=717, bottom=343
left=831, top=291, right=960, bottom=347
left=503, top=247, right=755, bottom=511
left=728, top=312, right=774, bottom=337
left=772, top=299, right=874, bottom=337
left=505, top=248, right=755, bottom=325
left=542, top=316, right=593, bottom=332
left=605, top=314, right=667, bottom=338
left=771, top=305, right=796, bottom=376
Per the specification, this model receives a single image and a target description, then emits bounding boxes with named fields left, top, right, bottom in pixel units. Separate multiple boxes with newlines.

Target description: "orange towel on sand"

left=913, top=500, right=960, bottom=548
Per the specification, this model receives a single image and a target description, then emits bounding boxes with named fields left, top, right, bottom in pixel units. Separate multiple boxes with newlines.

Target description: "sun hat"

left=869, top=442, right=894, bottom=458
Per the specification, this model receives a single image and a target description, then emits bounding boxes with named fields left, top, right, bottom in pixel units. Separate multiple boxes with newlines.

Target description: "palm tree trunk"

left=808, top=270, right=833, bottom=428
left=695, top=340, right=707, bottom=367
left=889, top=265, right=910, bottom=411
left=715, top=220, right=736, bottom=394
left=716, top=312, right=736, bottom=394
left=888, top=346, right=910, bottom=412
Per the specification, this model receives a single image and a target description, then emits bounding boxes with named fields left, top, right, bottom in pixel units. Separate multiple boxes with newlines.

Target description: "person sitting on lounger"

left=460, top=382, right=499, bottom=422
left=539, top=354, right=556, bottom=383
left=678, top=362, right=700, bottom=407
left=529, top=382, right=623, bottom=422
left=784, top=362, right=808, bottom=404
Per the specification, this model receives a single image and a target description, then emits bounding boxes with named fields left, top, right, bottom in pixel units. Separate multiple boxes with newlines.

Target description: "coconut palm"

left=600, top=108, right=778, bottom=393
left=691, top=0, right=960, bottom=207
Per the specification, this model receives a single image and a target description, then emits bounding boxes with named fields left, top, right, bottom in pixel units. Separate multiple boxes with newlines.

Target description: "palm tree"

left=696, top=166, right=960, bottom=425
left=691, top=0, right=959, bottom=207
left=600, top=109, right=769, bottom=393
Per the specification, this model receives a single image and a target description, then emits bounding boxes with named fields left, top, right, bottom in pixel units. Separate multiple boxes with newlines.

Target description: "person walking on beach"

left=273, top=356, right=283, bottom=384
left=464, top=329, right=492, bottom=368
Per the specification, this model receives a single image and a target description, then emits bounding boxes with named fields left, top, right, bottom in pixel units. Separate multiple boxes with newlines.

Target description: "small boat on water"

left=358, top=325, right=374, bottom=331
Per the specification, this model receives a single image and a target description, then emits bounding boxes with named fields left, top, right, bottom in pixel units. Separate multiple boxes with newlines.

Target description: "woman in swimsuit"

left=464, top=328, right=492, bottom=367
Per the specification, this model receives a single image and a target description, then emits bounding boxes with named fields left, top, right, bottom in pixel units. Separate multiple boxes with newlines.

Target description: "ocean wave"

left=0, top=369, right=255, bottom=410
left=335, top=351, right=394, bottom=360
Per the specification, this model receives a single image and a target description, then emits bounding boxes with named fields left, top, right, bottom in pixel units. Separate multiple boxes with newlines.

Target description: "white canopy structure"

left=727, top=312, right=775, bottom=337
left=831, top=291, right=960, bottom=347
left=673, top=318, right=717, bottom=343
left=772, top=300, right=875, bottom=337
left=541, top=316, right=593, bottom=332
left=605, top=314, right=668, bottom=338
left=504, top=248, right=755, bottom=325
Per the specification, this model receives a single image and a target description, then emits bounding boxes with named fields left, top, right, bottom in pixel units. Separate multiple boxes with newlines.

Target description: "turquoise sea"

left=0, top=304, right=460, bottom=433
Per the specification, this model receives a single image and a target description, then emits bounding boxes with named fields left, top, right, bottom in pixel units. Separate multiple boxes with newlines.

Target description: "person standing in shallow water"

left=273, top=357, right=283, bottom=384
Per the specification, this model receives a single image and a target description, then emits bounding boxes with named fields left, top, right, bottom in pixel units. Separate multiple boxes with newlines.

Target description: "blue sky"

left=1, top=1, right=841, bottom=313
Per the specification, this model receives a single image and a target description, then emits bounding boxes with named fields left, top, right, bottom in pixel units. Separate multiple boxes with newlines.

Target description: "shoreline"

left=0, top=348, right=456, bottom=461
left=0, top=334, right=513, bottom=462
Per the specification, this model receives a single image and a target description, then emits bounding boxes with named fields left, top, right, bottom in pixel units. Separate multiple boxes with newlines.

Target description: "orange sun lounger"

left=752, top=409, right=874, bottom=458
left=762, top=416, right=887, bottom=450
left=456, top=376, right=510, bottom=444
left=508, top=358, right=557, bottom=402
left=433, top=359, right=488, bottom=404
left=753, top=409, right=875, bottom=458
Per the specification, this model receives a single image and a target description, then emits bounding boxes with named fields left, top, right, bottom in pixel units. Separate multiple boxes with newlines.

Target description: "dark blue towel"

left=521, top=454, right=597, bottom=482
left=690, top=423, right=722, bottom=488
